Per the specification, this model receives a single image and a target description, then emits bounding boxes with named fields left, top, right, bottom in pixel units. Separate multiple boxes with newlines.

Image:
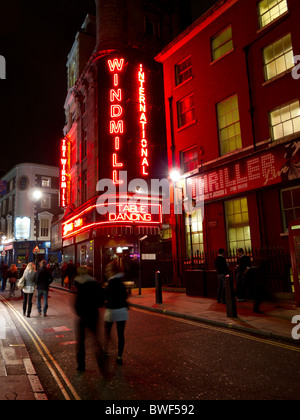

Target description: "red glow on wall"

left=108, top=58, right=125, bottom=184
left=60, top=137, right=70, bottom=208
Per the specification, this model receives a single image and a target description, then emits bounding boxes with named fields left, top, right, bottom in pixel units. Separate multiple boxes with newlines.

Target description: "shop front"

left=62, top=195, right=162, bottom=284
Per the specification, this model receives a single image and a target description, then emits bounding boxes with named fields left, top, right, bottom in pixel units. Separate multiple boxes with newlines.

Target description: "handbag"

left=18, top=276, right=26, bottom=290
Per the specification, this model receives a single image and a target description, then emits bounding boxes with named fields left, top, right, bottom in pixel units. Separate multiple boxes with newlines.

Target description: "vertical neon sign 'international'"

left=138, top=64, right=149, bottom=176
left=108, top=58, right=125, bottom=184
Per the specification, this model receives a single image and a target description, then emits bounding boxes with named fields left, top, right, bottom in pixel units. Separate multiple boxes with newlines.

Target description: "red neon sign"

left=62, top=199, right=162, bottom=239
left=108, top=58, right=125, bottom=185
left=138, top=64, right=149, bottom=176
left=60, top=138, right=70, bottom=208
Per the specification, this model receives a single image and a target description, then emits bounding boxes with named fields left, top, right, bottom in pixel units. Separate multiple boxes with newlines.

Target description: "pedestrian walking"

left=36, top=260, right=53, bottom=317
left=215, top=248, right=230, bottom=304
left=21, top=262, right=37, bottom=317
left=0, top=262, right=8, bottom=292
left=6, top=264, right=18, bottom=297
left=74, top=266, right=104, bottom=372
left=236, top=248, right=251, bottom=302
left=66, top=260, right=77, bottom=289
left=103, top=262, right=129, bottom=366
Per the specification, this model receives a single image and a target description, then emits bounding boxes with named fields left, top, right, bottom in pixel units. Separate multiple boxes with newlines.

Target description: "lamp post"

left=32, top=189, right=42, bottom=267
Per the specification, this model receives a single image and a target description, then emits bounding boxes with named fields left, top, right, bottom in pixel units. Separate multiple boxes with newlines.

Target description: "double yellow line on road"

left=0, top=295, right=81, bottom=400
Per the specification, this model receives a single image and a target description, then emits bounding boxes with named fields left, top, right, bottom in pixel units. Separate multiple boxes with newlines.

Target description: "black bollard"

left=155, top=271, right=163, bottom=304
left=225, top=275, right=237, bottom=318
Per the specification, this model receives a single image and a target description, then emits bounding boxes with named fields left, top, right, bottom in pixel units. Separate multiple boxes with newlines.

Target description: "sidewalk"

left=0, top=292, right=47, bottom=400
left=128, top=288, right=300, bottom=343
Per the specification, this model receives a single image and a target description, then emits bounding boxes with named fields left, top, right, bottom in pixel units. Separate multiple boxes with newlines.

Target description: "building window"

left=175, top=56, right=192, bottom=86
left=42, top=177, right=51, bottom=188
left=225, top=197, right=251, bottom=252
left=263, top=34, right=294, bottom=81
left=41, top=195, right=51, bottom=209
left=144, top=15, right=160, bottom=38
left=82, top=171, right=87, bottom=204
left=185, top=209, right=204, bottom=257
left=269, top=100, right=300, bottom=141
left=82, top=129, right=87, bottom=160
left=281, top=187, right=300, bottom=231
left=211, top=26, right=233, bottom=61
left=258, top=0, right=288, bottom=29
left=40, top=218, right=50, bottom=238
left=177, top=94, right=195, bottom=129
left=217, top=94, right=242, bottom=156
left=181, top=147, right=198, bottom=173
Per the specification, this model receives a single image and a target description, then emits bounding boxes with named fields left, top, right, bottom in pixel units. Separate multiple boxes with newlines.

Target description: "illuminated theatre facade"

left=61, top=51, right=167, bottom=281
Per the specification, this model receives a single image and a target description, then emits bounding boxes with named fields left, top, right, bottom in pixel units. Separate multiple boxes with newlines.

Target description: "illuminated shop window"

left=263, top=34, right=294, bottom=81
left=258, top=0, right=288, bottom=29
left=225, top=197, right=251, bottom=252
left=269, top=100, right=300, bottom=141
left=281, top=187, right=300, bottom=231
left=181, top=147, right=198, bottom=173
left=177, top=94, right=195, bottom=129
left=211, top=26, right=233, bottom=61
left=217, top=94, right=242, bottom=156
left=175, top=56, right=192, bottom=86
left=185, top=208, right=204, bottom=257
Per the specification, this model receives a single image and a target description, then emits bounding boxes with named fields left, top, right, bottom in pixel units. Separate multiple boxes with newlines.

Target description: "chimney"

left=95, top=0, right=128, bottom=51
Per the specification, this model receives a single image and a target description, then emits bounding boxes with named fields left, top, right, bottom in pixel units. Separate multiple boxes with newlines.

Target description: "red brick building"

left=156, top=0, right=300, bottom=296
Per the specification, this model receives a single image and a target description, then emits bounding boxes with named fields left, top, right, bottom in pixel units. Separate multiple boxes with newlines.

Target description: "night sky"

left=0, top=0, right=218, bottom=175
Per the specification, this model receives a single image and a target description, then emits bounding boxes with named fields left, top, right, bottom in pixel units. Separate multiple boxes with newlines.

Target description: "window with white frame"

left=217, top=94, right=242, bottom=156
left=42, top=177, right=51, bottom=188
left=41, top=194, right=51, bottom=209
left=225, top=197, right=251, bottom=252
left=258, top=0, right=288, bottom=29
left=177, top=94, right=195, bottom=129
left=281, top=186, right=300, bottom=231
left=269, top=100, right=300, bottom=141
left=211, top=26, right=233, bottom=61
left=175, top=56, right=192, bottom=86
left=263, top=34, right=294, bottom=81
left=40, top=218, right=50, bottom=238
left=185, top=208, right=204, bottom=257
left=181, top=147, right=198, bottom=173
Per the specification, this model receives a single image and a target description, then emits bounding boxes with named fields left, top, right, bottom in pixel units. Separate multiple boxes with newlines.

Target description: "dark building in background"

left=156, top=0, right=300, bottom=299
left=61, top=0, right=189, bottom=283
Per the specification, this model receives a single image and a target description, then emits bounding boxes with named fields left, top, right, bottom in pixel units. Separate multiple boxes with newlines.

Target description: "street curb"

left=128, top=302, right=300, bottom=347
left=0, top=298, right=48, bottom=400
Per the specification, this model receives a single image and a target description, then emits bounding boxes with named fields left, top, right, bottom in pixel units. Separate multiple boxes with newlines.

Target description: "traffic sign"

left=33, top=246, right=40, bottom=253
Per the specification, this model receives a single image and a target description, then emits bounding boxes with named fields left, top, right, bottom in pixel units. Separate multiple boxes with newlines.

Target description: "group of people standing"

left=0, top=260, right=53, bottom=317
left=216, top=248, right=259, bottom=310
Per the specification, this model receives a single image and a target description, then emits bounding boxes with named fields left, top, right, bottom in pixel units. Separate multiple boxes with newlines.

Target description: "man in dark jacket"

left=215, top=249, right=230, bottom=304
left=36, top=260, right=53, bottom=317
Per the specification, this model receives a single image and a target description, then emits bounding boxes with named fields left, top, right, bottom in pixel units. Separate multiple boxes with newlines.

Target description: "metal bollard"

left=225, top=275, right=237, bottom=318
left=155, top=271, right=163, bottom=304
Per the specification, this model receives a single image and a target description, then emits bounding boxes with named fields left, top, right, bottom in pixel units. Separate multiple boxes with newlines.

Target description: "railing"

left=158, top=247, right=293, bottom=295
